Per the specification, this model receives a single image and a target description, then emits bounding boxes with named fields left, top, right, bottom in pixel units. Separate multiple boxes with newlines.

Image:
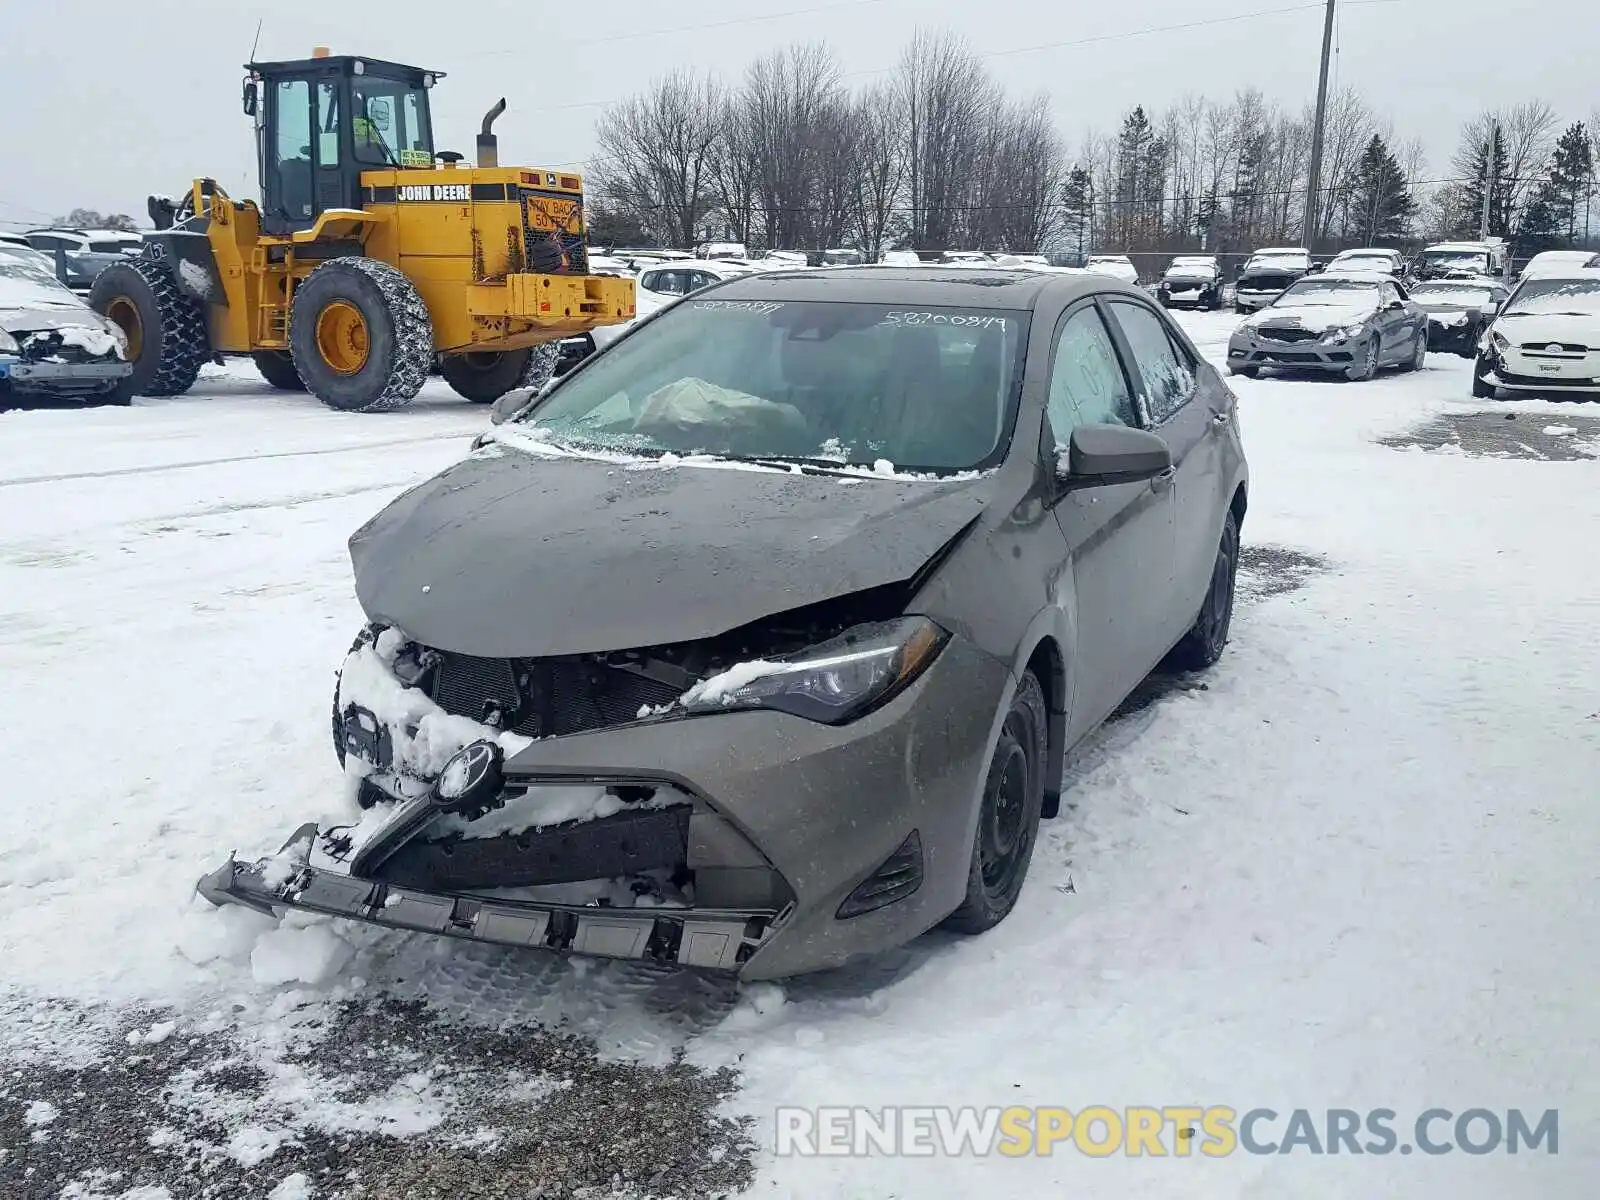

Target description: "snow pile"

left=1544, top=424, right=1579, bottom=436
left=53, top=325, right=122, bottom=358
left=249, top=922, right=354, bottom=987
left=177, top=259, right=212, bottom=301
left=267, top=1174, right=313, bottom=1200
left=25, top=1098, right=60, bottom=1128
left=126, top=1020, right=178, bottom=1046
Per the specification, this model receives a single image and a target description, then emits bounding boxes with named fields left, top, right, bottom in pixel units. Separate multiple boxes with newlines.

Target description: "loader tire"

left=290, top=257, right=433, bottom=413
left=89, top=258, right=210, bottom=398
left=440, top=348, right=534, bottom=404
left=252, top=349, right=306, bottom=392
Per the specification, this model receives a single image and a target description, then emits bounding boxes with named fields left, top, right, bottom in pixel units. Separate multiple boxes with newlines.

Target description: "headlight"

left=0, top=329, right=17, bottom=354
left=678, top=617, right=949, bottom=724
left=1491, top=330, right=1509, bottom=352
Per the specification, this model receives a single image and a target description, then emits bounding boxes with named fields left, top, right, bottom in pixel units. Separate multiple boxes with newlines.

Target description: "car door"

left=1391, top=279, right=1427, bottom=345
left=1103, top=297, right=1226, bottom=643
left=1045, top=300, right=1176, bottom=738
left=1375, top=280, right=1409, bottom=359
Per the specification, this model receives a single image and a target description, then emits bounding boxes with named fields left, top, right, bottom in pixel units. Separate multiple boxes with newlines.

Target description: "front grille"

left=430, top=651, right=683, bottom=738
left=18, top=332, right=110, bottom=364
left=1520, top=342, right=1588, bottom=354
left=1257, top=327, right=1319, bottom=344
left=1252, top=351, right=1320, bottom=363
left=520, top=187, right=589, bottom=275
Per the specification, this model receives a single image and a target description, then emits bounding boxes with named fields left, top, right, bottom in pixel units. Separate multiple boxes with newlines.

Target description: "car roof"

left=1424, top=241, right=1493, bottom=252
left=1311, top=269, right=1393, bottom=282
left=1332, top=248, right=1399, bottom=258
left=702, top=265, right=1114, bottom=309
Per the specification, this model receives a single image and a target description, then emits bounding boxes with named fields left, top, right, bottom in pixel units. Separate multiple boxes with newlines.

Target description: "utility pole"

left=1301, top=0, right=1337, bottom=250
left=1479, top=120, right=1499, bottom=241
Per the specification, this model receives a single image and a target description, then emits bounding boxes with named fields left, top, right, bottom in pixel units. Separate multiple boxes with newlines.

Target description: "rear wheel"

left=1401, top=329, right=1427, bottom=372
left=440, top=349, right=533, bottom=403
left=943, top=671, right=1047, bottom=935
left=1171, top=509, right=1239, bottom=670
left=253, top=349, right=306, bottom=391
left=88, top=258, right=209, bottom=397
left=289, top=257, right=433, bottom=412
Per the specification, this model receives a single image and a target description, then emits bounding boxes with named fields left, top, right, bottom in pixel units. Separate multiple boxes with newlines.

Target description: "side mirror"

left=490, top=387, right=537, bottom=425
left=242, top=80, right=258, bottom=117
left=1385, top=299, right=1405, bottom=311
left=1055, top=425, right=1173, bottom=488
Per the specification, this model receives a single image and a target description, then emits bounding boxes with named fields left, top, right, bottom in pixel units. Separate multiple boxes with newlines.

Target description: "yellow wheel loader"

left=90, top=50, right=635, bottom=412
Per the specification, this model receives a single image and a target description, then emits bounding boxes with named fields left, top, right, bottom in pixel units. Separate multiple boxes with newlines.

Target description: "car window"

left=1045, top=306, right=1137, bottom=443
left=1391, top=280, right=1410, bottom=301
left=644, top=270, right=687, bottom=296
left=27, top=235, right=70, bottom=252
left=688, top=271, right=718, bottom=291
left=1104, top=300, right=1195, bottom=424
left=1379, top=282, right=1400, bottom=306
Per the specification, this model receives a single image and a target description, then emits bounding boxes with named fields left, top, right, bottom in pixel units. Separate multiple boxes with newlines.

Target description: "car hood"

left=1492, top=312, right=1600, bottom=343
left=0, top=304, right=116, bottom=336
left=349, top=444, right=996, bottom=657
left=1241, top=302, right=1375, bottom=333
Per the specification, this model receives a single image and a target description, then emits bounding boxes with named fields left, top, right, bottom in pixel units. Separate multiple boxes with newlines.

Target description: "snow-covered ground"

left=2, top=323, right=1598, bottom=1198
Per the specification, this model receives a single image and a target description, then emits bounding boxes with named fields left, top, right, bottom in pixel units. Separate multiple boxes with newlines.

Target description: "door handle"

left=1150, top=467, right=1176, bottom=493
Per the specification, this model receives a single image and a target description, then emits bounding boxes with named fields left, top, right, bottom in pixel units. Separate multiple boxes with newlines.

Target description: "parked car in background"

left=1408, top=276, right=1509, bottom=357
left=1326, top=247, right=1404, bottom=276
left=1233, top=258, right=1309, bottom=313
left=1157, top=259, right=1223, bottom=310
left=0, top=243, right=133, bottom=408
left=0, top=233, right=33, bottom=249
left=21, top=228, right=144, bottom=293
left=1084, top=255, right=1139, bottom=284
left=1473, top=269, right=1600, bottom=399
left=1408, top=240, right=1506, bottom=284
left=940, top=250, right=994, bottom=266
left=1517, top=249, right=1600, bottom=281
left=880, top=250, right=923, bottom=266
left=822, top=248, right=865, bottom=266
left=696, top=242, right=748, bottom=260
left=559, top=258, right=755, bottom=371
left=1227, top=270, right=1428, bottom=380
left=203, top=265, right=1248, bottom=980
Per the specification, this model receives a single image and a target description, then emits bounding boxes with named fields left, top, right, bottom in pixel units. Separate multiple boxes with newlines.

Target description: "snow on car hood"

left=1241, top=301, right=1375, bottom=333
left=1491, top=312, right=1600, bottom=343
left=348, top=446, right=995, bottom=658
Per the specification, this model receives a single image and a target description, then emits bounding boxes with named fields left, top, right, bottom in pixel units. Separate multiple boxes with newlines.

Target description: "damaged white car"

left=0, top=244, right=133, bottom=408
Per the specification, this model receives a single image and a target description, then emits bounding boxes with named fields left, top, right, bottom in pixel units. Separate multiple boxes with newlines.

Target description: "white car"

left=589, top=259, right=752, bottom=352
left=1243, top=247, right=1313, bottom=275
left=1473, top=269, right=1600, bottom=399
left=879, top=250, right=922, bottom=266
left=1084, top=255, right=1139, bottom=284
left=1518, top=249, right=1600, bottom=281
left=1327, top=248, right=1403, bottom=276
left=697, top=242, right=748, bottom=261
left=1410, top=240, right=1507, bottom=283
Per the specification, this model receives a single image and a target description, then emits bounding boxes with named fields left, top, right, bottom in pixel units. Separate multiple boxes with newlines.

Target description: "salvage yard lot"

left=2, top=314, right=1598, bottom=1198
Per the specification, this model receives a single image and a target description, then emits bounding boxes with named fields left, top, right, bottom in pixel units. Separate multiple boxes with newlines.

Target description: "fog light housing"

left=837, top=830, right=924, bottom=918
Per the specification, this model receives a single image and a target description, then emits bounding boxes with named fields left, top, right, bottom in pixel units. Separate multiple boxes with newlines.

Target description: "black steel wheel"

left=1171, top=509, right=1240, bottom=670
left=943, top=671, right=1047, bottom=935
left=1471, top=355, right=1498, bottom=399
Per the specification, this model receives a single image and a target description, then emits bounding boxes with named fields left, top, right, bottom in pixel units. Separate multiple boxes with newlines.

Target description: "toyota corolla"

left=200, top=267, right=1249, bottom=979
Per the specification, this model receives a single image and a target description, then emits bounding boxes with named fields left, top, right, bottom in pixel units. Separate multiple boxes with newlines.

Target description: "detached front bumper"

left=200, top=635, right=1009, bottom=979
left=0, top=357, right=131, bottom=395
left=1485, top=346, right=1600, bottom=392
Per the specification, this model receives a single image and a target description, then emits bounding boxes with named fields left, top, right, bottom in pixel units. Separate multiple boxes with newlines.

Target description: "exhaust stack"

left=477, top=98, right=507, bottom=168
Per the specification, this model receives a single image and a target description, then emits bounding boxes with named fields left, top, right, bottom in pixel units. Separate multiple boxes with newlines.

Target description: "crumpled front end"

left=0, top=322, right=131, bottom=400
left=200, top=609, right=1008, bottom=978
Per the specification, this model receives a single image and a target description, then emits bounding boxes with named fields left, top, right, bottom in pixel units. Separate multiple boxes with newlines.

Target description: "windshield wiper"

left=712, top=453, right=861, bottom=474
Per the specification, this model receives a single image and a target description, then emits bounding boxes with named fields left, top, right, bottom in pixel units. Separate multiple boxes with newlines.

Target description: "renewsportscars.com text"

left=774, top=1106, right=1559, bottom=1158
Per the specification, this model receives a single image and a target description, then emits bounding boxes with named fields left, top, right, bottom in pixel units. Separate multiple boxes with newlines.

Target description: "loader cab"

left=246, top=53, right=440, bottom=236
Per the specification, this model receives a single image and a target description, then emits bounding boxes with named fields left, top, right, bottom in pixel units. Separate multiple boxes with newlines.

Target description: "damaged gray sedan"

left=201, top=267, right=1249, bottom=979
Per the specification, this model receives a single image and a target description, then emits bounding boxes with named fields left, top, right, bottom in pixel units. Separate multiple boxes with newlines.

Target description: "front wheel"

left=440, top=349, right=534, bottom=403
left=1471, top=355, right=1498, bottom=399
left=289, top=257, right=434, bottom=413
left=943, top=671, right=1047, bottom=935
left=1170, top=508, right=1239, bottom=670
left=88, top=258, right=210, bottom=397
left=253, top=349, right=306, bottom=391
left=1345, top=337, right=1379, bottom=381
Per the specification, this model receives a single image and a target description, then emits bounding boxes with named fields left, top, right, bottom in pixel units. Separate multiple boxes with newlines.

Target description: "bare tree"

left=894, top=30, right=994, bottom=250
left=851, top=83, right=908, bottom=258
left=744, top=42, right=845, bottom=251
left=1451, top=103, right=1559, bottom=236
left=708, top=94, right=760, bottom=247
left=594, top=69, right=725, bottom=247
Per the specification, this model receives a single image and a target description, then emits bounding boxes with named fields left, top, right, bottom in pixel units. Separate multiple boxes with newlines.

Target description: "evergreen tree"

left=1346, top=135, right=1415, bottom=243
left=1546, top=122, right=1593, bottom=241
left=1061, top=166, right=1094, bottom=261
left=1457, top=128, right=1512, bottom=238
left=1114, top=107, right=1155, bottom=245
left=1516, top=179, right=1565, bottom=251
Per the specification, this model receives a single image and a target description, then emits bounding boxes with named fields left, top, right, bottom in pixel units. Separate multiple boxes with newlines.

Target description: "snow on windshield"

left=517, top=300, right=1028, bottom=474
left=1274, top=279, right=1379, bottom=306
left=1412, top=283, right=1495, bottom=306
left=1502, top=277, right=1600, bottom=317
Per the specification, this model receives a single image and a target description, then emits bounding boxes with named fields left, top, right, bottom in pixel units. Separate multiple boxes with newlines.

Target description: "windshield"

left=1165, top=266, right=1215, bottom=281
left=0, top=246, right=79, bottom=308
left=351, top=79, right=434, bottom=167
left=1411, top=283, right=1496, bottom=306
left=1273, top=279, right=1380, bottom=306
left=1417, top=249, right=1489, bottom=274
left=1333, top=256, right=1393, bottom=271
left=1501, top=277, right=1600, bottom=317
left=519, top=300, right=1029, bottom=473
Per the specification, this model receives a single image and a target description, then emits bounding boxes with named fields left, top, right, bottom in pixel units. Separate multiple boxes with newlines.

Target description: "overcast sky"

left=2, top=0, right=1592, bottom=229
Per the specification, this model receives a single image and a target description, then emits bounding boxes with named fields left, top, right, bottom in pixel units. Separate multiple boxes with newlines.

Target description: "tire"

left=289, top=257, right=433, bottom=413
left=253, top=349, right=306, bottom=392
left=88, top=258, right=209, bottom=397
left=1235, top=303, right=1248, bottom=315
left=943, top=671, right=1048, bottom=935
left=1400, top=330, right=1427, bottom=373
left=1471, top=355, right=1498, bottom=399
left=1170, top=508, right=1240, bottom=671
left=1228, top=364, right=1259, bottom=379
left=1345, top=337, right=1379, bottom=381
left=440, top=348, right=533, bottom=403
left=522, top=341, right=560, bottom=391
